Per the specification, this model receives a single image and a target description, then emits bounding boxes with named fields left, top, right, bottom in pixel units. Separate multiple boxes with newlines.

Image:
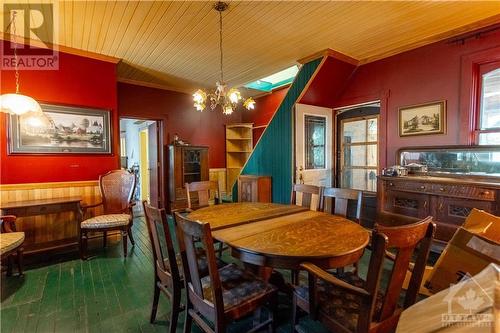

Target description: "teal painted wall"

left=233, top=58, right=322, bottom=203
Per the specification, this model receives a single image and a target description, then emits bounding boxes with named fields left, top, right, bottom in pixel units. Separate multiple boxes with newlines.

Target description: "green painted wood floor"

left=1, top=215, right=371, bottom=333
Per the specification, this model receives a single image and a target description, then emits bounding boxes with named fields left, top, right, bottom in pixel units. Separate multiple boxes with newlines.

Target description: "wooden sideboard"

left=237, top=175, right=271, bottom=203
left=378, top=175, right=500, bottom=243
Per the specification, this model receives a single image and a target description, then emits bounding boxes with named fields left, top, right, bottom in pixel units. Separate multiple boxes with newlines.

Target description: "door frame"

left=334, top=101, right=380, bottom=190
left=119, top=117, right=165, bottom=208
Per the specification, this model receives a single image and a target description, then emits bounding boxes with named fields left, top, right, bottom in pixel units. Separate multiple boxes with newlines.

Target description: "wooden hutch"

left=378, top=146, right=500, bottom=247
left=167, top=145, right=209, bottom=212
left=225, top=123, right=253, bottom=198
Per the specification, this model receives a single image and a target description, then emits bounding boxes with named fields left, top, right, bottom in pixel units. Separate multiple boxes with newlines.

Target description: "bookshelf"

left=225, top=123, right=253, bottom=197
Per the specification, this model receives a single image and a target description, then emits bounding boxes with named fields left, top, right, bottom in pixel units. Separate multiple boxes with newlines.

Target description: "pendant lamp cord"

left=219, top=8, right=224, bottom=84
left=6, top=11, right=20, bottom=94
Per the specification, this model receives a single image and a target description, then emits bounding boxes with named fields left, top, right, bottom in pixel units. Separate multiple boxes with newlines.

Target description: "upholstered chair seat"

left=295, top=272, right=385, bottom=332
left=81, top=214, right=131, bottom=229
left=200, top=263, right=277, bottom=312
left=0, top=232, right=25, bottom=256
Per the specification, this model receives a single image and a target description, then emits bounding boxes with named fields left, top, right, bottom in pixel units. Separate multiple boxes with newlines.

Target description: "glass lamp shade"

left=0, top=93, right=42, bottom=115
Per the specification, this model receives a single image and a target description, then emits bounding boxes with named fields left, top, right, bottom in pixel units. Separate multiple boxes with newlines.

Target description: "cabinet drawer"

left=430, top=184, right=496, bottom=201
left=384, top=180, right=429, bottom=192
left=434, top=197, right=496, bottom=226
left=384, top=190, right=430, bottom=218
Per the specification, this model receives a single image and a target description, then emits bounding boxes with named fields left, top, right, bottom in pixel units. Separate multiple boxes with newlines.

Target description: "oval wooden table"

left=187, top=202, right=370, bottom=271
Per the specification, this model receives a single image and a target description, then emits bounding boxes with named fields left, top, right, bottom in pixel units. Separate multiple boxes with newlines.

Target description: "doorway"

left=335, top=103, right=380, bottom=192
left=120, top=118, right=163, bottom=209
left=294, top=103, right=333, bottom=187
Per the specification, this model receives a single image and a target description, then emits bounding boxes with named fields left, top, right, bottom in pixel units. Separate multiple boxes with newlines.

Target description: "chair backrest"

left=175, top=212, right=223, bottom=323
left=291, top=184, right=323, bottom=211
left=321, top=187, right=363, bottom=221
left=143, top=201, right=181, bottom=287
left=185, top=180, right=221, bottom=210
left=0, top=215, right=17, bottom=233
left=367, top=216, right=436, bottom=325
left=100, top=169, right=136, bottom=214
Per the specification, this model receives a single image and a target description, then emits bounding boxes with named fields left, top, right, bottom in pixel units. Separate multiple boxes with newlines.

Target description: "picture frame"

left=399, top=100, right=446, bottom=137
left=9, top=103, right=112, bottom=154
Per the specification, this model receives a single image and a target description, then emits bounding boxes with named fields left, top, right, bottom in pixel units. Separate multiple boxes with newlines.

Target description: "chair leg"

left=103, top=231, right=107, bottom=248
left=122, top=229, right=128, bottom=257
left=6, top=255, right=13, bottom=276
left=217, top=242, right=224, bottom=257
left=16, top=247, right=24, bottom=277
left=128, top=226, right=135, bottom=246
left=291, top=270, right=299, bottom=285
left=291, top=294, right=298, bottom=333
left=169, top=288, right=181, bottom=333
left=81, top=230, right=88, bottom=260
left=150, top=282, right=160, bottom=323
left=183, top=307, right=192, bottom=333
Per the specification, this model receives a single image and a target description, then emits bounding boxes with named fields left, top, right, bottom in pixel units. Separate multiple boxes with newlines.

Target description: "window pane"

left=344, top=145, right=366, bottom=167
left=480, top=68, right=500, bottom=130
left=305, top=115, right=325, bottom=169
left=342, top=169, right=377, bottom=192
left=479, top=132, right=500, bottom=145
left=367, top=118, right=378, bottom=141
left=343, top=120, right=366, bottom=143
left=367, top=144, right=377, bottom=166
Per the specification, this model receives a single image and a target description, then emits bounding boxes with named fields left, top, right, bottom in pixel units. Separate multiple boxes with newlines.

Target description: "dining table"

left=187, top=202, right=370, bottom=272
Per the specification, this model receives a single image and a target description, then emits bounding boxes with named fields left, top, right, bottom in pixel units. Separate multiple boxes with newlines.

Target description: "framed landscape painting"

left=9, top=103, right=111, bottom=154
left=399, top=100, right=446, bottom=137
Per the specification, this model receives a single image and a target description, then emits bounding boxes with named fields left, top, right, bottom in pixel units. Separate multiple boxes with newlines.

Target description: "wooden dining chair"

left=0, top=215, right=25, bottom=277
left=175, top=212, right=278, bottom=333
left=292, top=216, right=436, bottom=333
left=185, top=180, right=222, bottom=211
left=143, top=201, right=183, bottom=333
left=80, top=169, right=136, bottom=259
left=291, top=184, right=323, bottom=211
left=321, top=187, right=363, bottom=222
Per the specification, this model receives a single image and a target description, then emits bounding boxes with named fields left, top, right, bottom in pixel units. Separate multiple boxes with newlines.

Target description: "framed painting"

left=399, top=100, right=446, bottom=137
left=9, top=103, right=111, bottom=154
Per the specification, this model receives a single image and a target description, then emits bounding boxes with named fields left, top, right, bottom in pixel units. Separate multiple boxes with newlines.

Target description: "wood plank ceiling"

left=2, top=1, right=500, bottom=93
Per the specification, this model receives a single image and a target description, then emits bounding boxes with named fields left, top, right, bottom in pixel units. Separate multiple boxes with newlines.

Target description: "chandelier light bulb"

left=244, top=97, right=256, bottom=110
left=223, top=104, right=233, bottom=115
left=228, top=88, right=242, bottom=104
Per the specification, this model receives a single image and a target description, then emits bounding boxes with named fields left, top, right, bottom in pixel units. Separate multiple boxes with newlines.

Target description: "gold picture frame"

left=399, top=100, right=446, bottom=137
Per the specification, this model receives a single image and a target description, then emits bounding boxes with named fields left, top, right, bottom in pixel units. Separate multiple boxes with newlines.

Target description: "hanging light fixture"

left=0, top=11, right=43, bottom=116
left=193, top=2, right=255, bottom=115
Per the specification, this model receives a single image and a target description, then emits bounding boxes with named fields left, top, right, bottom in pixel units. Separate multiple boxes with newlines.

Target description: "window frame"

left=475, top=62, right=500, bottom=145
left=304, top=114, right=326, bottom=170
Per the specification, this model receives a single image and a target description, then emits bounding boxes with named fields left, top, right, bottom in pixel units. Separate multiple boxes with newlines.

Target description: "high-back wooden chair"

left=321, top=187, right=363, bottom=221
left=0, top=215, right=24, bottom=276
left=80, top=169, right=136, bottom=259
left=293, top=216, right=436, bottom=333
left=185, top=180, right=222, bottom=210
left=175, top=212, right=277, bottom=333
left=291, top=184, right=323, bottom=211
left=143, top=201, right=183, bottom=333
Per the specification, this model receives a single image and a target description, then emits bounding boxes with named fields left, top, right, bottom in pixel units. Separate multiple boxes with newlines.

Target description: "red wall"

left=0, top=42, right=119, bottom=184
left=241, top=86, right=289, bottom=144
left=118, top=82, right=242, bottom=168
left=334, top=26, right=500, bottom=167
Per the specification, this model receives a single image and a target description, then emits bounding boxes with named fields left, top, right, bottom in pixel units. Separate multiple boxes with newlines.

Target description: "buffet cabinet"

left=167, top=145, right=209, bottom=212
left=378, top=175, right=500, bottom=243
left=237, top=175, right=271, bottom=203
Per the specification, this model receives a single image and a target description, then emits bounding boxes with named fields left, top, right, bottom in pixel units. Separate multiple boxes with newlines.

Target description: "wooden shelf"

left=226, top=123, right=253, bottom=194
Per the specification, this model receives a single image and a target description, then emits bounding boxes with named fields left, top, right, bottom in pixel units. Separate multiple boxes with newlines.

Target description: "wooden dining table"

left=187, top=202, right=370, bottom=271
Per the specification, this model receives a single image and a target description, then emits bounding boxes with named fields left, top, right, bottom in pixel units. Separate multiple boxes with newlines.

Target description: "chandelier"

left=0, top=11, right=43, bottom=116
left=193, top=2, right=255, bottom=115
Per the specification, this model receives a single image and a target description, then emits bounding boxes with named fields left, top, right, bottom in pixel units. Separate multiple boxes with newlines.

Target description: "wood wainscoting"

left=0, top=181, right=103, bottom=254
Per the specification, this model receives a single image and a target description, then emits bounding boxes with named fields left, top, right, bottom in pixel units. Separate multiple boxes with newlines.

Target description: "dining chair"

left=0, top=215, right=25, bottom=276
left=143, top=201, right=183, bottom=333
left=291, top=184, right=323, bottom=211
left=175, top=212, right=278, bottom=333
left=185, top=180, right=222, bottom=211
left=80, top=169, right=136, bottom=259
left=321, top=187, right=363, bottom=222
left=292, top=216, right=436, bottom=333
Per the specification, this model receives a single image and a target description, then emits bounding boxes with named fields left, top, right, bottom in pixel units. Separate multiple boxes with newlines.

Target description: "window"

left=340, top=116, right=378, bottom=191
left=304, top=115, right=326, bottom=169
left=478, top=65, right=500, bottom=145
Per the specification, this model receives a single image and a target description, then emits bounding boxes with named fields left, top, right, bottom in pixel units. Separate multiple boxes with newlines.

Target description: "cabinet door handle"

left=480, top=191, right=490, bottom=196
left=389, top=182, right=394, bottom=186
left=419, top=185, right=426, bottom=190
left=423, top=201, right=428, bottom=210
left=439, top=187, right=445, bottom=192
left=438, top=202, right=444, bottom=212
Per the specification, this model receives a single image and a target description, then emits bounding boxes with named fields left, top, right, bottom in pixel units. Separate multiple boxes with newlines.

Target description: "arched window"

left=477, top=66, right=500, bottom=145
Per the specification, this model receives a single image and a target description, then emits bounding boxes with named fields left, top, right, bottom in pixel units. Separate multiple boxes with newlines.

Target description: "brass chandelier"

left=193, top=2, right=255, bottom=115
